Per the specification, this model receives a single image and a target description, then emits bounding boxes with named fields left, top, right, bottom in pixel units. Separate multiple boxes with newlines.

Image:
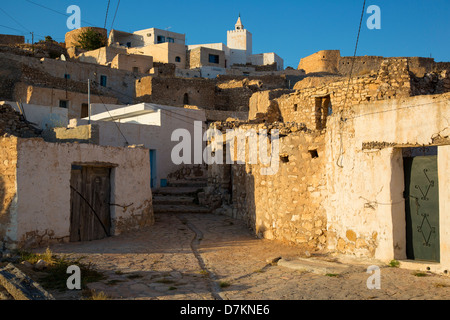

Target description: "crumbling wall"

left=0, top=104, right=41, bottom=138
left=410, top=70, right=450, bottom=96
left=65, top=27, right=107, bottom=49
left=205, top=122, right=327, bottom=248
left=42, top=124, right=99, bottom=144
left=297, top=50, right=341, bottom=74
left=0, top=35, right=24, bottom=45
left=249, top=89, right=293, bottom=120
left=136, top=76, right=216, bottom=108
left=275, top=58, right=412, bottom=129
left=0, top=136, right=18, bottom=249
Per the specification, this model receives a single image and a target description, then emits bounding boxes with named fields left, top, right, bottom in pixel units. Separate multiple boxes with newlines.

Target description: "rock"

left=0, top=263, right=54, bottom=300
left=34, top=259, right=48, bottom=271
left=20, top=261, right=33, bottom=268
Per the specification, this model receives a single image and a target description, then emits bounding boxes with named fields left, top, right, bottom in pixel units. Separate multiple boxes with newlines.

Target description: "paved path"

left=44, top=213, right=450, bottom=300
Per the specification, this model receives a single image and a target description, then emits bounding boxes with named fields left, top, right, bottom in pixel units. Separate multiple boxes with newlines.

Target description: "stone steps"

left=166, top=180, right=207, bottom=188
left=152, top=179, right=210, bottom=214
left=153, top=204, right=211, bottom=214
left=153, top=195, right=196, bottom=206
left=152, top=187, right=201, bottom=196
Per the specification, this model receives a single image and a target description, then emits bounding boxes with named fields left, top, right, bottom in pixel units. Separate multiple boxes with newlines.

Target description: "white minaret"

left=227, top=14, right=252, bottom=65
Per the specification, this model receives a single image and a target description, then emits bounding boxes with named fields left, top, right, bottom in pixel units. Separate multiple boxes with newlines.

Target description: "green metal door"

left=404, top=155, right=440, bottom=262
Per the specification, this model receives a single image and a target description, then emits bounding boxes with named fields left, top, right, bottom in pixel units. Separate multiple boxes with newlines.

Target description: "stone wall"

left=136, top=76, right=216, bottom=108
left=65, top=27, right=107, bottom=49
left=0, top=136, right=17, bottom=248
left=0, top=104, right=41, bottom=138
left=297, top=50, right=341, bottom=74
left=298, top=50, right=450, bottom=78
left=0, top=35, right=24, bottom=45
left=42, top=124, right=99, bottom=144
left=256, top=58, right=413, bottom=130
left=204, top=122, right=327, bottom=249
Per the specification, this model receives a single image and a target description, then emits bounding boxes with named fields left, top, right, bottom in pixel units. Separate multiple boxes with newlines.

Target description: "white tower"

left=227, top=14, right=252, bottom=65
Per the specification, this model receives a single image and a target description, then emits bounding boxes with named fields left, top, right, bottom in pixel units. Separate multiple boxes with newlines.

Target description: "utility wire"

left=336, top=0, right=367, bottom=168
left=109, top=0, right=121, bottom=31
left=25, top=0, right=96, bottom=27
left=104, top=0, right=111, bottom=29
left=90, top=81, right=130, bottom=146
left=0, top=7, right=30, bottom=33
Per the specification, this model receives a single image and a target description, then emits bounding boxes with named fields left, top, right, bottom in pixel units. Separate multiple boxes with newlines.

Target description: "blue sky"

left=1, top=0, right=449, bottom=68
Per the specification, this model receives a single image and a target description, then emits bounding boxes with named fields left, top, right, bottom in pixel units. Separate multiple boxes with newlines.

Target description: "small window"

left=100, top=75, right=107, bottom=87
left=157, top=35, right=165, bottom=44
left=175, top=56, right=181, bottom=63
left=167, top=37, right=174, bottom=43
left=147, top=33, right=152, bottom=37
left=209, top=54, right=219, bottom=64
left=59, top=100, right=69, bottom=109
left=126, top=42, right=132, bottom=48
left=294, top=104, right=298, bottom=112
left=64, top=73, right=70, bottom=79
left=309, top=149, right=319, bottom=159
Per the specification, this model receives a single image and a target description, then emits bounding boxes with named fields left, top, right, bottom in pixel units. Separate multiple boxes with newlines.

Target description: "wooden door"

left=70, top=166, right=111, bottom=242
left=404, top=156, right=440, bottom=262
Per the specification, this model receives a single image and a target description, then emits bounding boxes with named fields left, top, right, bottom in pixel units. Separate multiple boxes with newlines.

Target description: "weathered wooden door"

left=70, top=166, right=111, bottom=242
left=404, top=156, right=440, bottom=262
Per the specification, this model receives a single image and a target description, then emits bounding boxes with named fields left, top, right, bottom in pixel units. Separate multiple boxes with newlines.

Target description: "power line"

left=25, top=0, right=96, bottom=27
left=0, top=7, right=30, bottom=33
left=92, top=84, right=130, bottom=146
left=109, top=0, right=121, bottom=31
left=336, top=0, right=367, bottom=168
left=0, top=24, right=26, bottom=35
left=104, top=0, right=111, bottom=29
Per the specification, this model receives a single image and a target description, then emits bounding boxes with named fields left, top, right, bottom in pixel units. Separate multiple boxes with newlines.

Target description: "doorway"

left=70, top=165, right=112, bottom=242
left=150, top=150, right=157, bottom=188
left=403, top=147, right=440, bottom=262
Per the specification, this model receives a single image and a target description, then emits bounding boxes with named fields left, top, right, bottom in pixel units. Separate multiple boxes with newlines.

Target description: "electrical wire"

left=91, top=84, right=130, bottom=146
left=104, top=0, right=111, bottom=29
left=25, top=0, right=96, bottom=27
left=109, top=0, right=121, bottom=31
left=336, top=0, right=367, bottom=168
left=0, top=7, right=30, bottom=33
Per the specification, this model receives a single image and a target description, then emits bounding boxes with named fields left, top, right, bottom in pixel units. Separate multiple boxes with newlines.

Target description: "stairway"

left=152, top=177, right=211, bottom=214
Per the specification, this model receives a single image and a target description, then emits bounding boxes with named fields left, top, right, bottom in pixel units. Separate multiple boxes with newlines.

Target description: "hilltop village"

left=0, top=15, right=449, bottom=281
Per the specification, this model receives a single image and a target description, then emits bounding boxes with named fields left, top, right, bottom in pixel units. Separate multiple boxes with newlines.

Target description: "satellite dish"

left=60, top=54, right=66, bottom=61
